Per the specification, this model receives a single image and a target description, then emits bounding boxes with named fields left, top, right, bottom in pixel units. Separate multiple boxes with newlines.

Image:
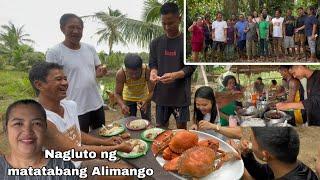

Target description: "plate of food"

left=99, top=123, right=125, bottom=137
left=151, top=130, right=244, bottom=180
left=141, top=128, right=165, bottom=142
left=117, top=139, right=149, bottom=159
left=126, top=119, right=150, bottom=130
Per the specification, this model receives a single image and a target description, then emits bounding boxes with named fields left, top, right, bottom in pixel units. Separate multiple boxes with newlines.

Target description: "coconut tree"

left=84, top=0, right=183, bottom=49
left=0, top=22, right=34, bottom=50
left=0, top=22, right=34, bottom=64
left=91, top=7, right=128, bottom=54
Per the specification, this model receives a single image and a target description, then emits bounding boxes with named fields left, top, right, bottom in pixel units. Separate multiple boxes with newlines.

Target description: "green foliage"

left=0, top=70, right=35, bottom=115
left=99, top=51, right=149, bottom=71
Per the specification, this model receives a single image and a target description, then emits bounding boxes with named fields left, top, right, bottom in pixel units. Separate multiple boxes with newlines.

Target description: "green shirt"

left=258, top=21, right=269, bottom=39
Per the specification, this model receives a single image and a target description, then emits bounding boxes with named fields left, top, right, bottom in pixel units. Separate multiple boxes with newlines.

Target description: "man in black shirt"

left=295, top=7, right=307, bottom=60
left=284, top=9, right=295, bottom=57
left=241, top=127, right=318, bottom=180
left=149, top=2, right=196, bottom=129
left=203, top=14, right=213, bottom=61
left=276, top=65, right=320, bottom=126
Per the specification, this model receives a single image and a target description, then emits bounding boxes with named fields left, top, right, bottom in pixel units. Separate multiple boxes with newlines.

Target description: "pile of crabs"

left=151, top=130, right=240, bottom=178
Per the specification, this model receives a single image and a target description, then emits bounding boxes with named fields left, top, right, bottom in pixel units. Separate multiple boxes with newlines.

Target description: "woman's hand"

left=116, top=142, right=133, bottom=153
left=190, top=124, right=198, bottom=130
left=198, top=120, right=216, bottom=130
left=106, top=136, right=123, bottom=145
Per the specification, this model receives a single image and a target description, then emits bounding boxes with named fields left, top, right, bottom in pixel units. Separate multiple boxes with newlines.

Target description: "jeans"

left=260, top=39, right=268, bottom=56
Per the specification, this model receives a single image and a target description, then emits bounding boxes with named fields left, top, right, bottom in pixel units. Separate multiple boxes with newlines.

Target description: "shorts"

left=284, top=36, right=294, bottom=48
left=191, top=42, right=203, bottom=52
left=307, top=36, right=316, bottom=54
left=78, top=106, right=105, bottom=133
left=125, top=101, right=151, bottom=121
left=295, top=33, right=306, bottom=45
left=237, top=40, right=246, bottom=50
left=156, top=105, right=190, bottom=126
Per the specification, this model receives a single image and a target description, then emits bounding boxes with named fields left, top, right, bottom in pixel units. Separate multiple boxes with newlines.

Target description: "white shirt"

left=212, top=20, right=227, bottom=42
left=45, top=99, right=82, bottom=168
left=46, top=42, right=104, bottom=115
left=272, top=17, right=284, bottom=37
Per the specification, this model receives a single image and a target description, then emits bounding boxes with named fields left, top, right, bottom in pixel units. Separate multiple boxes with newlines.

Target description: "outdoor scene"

left=1, top=0, right=320, bottom=179
left=186, top=0, right=320, bottom=63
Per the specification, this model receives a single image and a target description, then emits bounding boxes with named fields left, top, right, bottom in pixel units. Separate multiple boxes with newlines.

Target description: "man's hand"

left=116, top=142, right=133, bottom=153
left=159, top=73, right=176, bottom=84
left=106, top=136, right=123, bottom=145
left=137, top=101, right=148, bottom=113
left=150, top=69, right=160, bottom=83
left=120, top=104, right=130, bottom=115
left=96, top=65, right=107, bottom=78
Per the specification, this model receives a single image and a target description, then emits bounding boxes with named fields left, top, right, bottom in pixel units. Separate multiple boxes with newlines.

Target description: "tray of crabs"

left=151, top=130, right=244, bottom=180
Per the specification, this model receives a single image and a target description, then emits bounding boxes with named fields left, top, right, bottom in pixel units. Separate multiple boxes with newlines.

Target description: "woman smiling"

left=0, top=99, right=77, bottom=179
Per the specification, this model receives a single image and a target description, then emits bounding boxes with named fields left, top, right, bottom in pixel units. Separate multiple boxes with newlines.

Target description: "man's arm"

left=114, top=69, right=130, bottom=115
left=44, top=121, right=132, bottom=159
left=81, top=131, right=122, bottom=146
left=286, top=79, right=299, bottom=103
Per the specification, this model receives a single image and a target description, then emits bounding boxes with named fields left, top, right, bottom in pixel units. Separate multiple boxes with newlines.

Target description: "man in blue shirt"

left=235, top=14, right=248, bottom=60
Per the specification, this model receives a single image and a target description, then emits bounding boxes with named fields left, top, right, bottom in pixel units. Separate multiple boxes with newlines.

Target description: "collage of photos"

left=0, top=0, right=320, bottom=180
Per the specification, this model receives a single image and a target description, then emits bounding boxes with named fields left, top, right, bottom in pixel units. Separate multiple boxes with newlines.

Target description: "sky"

left=0, top=0, right=149, bottom=53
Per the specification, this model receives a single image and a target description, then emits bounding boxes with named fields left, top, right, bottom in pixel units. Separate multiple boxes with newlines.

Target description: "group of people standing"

left=189, top=6, right=319, bottom=62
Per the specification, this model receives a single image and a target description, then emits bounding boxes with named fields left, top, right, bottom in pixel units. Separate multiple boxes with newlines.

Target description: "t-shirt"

left=0, top=155, right=77, bottom=180
left=149, top=34, right=196, bottom=107
left=203, top=23, right=212, bottom=40
left=272, top=17, right=284, bottom=37
left=212, top=20, right=227, bottom=42
left=227, top=26, right=235, bottom=44
left=296, top=15, right=307, bottom=34
left=45, top=99, right=82, bottom=167
left=284, top=15, right=295, bottom=36
left=46, top=42, right=104, bottom=115
left=246, top=22, right=258, bottom=41
left=258, top=21, right=269, bottom=39
left=235, top=21, right=248, bottom=41
left=191, top=25, right=204, bottom=43
left=302, top=70, right=320, bottom=125
left=243, top=153, right=318, bottom=180
left=304, top=15, right=318, bottom=37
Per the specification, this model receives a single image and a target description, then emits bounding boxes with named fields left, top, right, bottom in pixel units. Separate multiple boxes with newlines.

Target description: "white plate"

left=155, top=130, right=244, bottom=180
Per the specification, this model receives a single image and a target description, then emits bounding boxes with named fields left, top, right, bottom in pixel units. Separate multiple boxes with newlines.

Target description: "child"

left=190, top=86, right=242, bottom=139
left=188, top=17, right=204, bottom=62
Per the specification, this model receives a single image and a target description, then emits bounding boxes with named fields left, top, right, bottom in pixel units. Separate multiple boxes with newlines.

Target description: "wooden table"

left=91, top=117, right=228, bottom=180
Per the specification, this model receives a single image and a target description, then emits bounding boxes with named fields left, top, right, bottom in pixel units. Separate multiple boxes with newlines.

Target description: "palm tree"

left=0, top=22, right=34, bottom=50
left=92, top=8, right=128, bottom=54
left=84, top=0, right=183, bottom=49
left=0, top=22, right=34, bottom=64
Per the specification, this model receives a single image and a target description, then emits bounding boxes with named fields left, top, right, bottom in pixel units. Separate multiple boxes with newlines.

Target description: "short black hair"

left=271, top=79, right=277, bottom=85
left=216, top=11, right=223, bottom=16
left=257, top=77, right=262, bottom=81
left=275, top=9, right=282, bottom=14
left=160, top=2, right=179, bottom=15
left=297, top=7, right=303, bottom=11
left=4, top=99, right=47, bottom=133
left=29, top=62, right=63, bottom=96
left=60, top=13, right=84, bottom=28
left=124, top=53, right=143, bottom=69
left=309, top=6, right=316, bottom=15
left=252, top=127, right=299, bottom=164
